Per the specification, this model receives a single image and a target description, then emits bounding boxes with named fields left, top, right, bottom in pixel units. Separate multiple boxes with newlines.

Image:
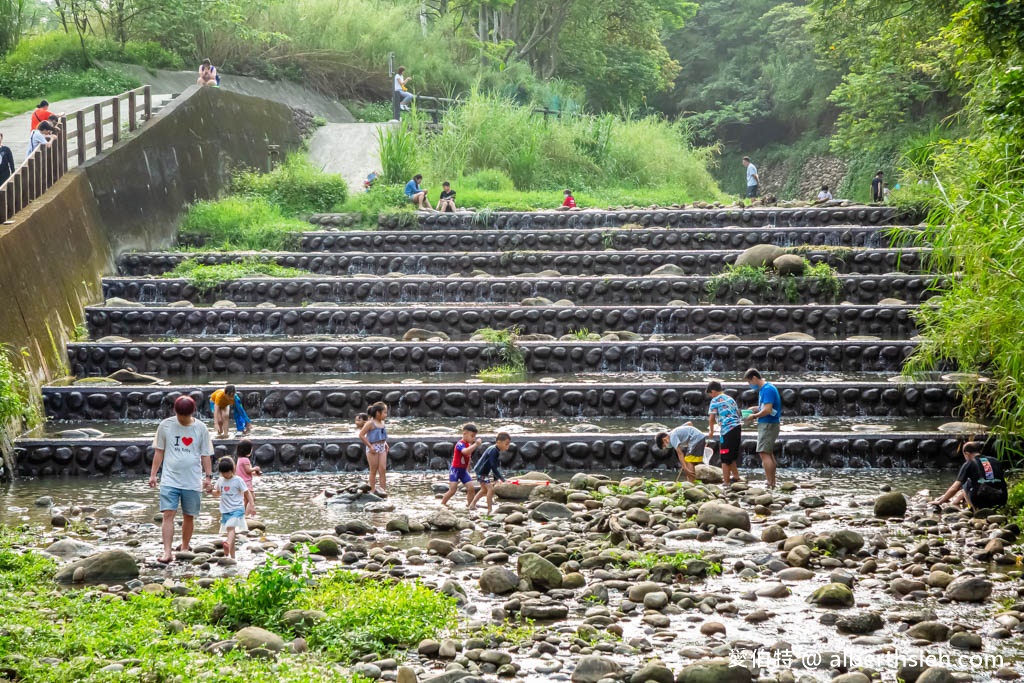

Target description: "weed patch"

left=164, top=258, right=308, bottom=293
left=178, top=196, right=307, bottom=251
left=233, top=155, right=347, bottom=216
left=705, top=263, right=841, bottom=303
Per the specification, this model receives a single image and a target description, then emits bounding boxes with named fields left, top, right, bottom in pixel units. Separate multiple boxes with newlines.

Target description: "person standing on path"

left=706, top=381, right=743, bottom=487
left=394, top=66, right=414, bottom=110
left=149, top=396, right=214, bottom=564
left=742, top=156, right=759, bottom=199
left=30, top=101, right=62, bottom=130
left=0, top=133, right=14, bottom=186
left=743, top=368, right=780, bottom=489
left=358, top=401, right=390, bottom=496
left=871, top=171, right=885, bottom=203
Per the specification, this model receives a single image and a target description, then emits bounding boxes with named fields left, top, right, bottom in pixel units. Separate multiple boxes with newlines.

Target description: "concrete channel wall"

left=0, top=86, right=302, bottom=382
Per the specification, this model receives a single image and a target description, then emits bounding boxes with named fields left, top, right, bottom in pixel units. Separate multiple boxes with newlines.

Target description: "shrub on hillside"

left=233, top=155, right=348, bottom=216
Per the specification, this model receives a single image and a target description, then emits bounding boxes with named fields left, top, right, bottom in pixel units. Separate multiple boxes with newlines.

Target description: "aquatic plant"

left=163, top=258, right=309, bottom=294
left=628, top=551, right=723, bottom=576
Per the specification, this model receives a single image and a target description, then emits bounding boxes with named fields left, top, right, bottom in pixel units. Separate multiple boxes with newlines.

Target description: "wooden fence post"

left=93, top=103, right=103, bottom=155
left=111, top=96, right=121, bottom=145
left=143, top=86, right=152, bottom=120
left=128, top=91, right=137, bottom=132
left=76, top=111, right=86, bottom=166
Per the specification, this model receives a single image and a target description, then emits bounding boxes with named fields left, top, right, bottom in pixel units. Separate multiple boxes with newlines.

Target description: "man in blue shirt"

left=404, top=174, right=433, bottom=210
left=743, top=368, right=780, bottom=489
left=742, top=156, right=759, bottom=199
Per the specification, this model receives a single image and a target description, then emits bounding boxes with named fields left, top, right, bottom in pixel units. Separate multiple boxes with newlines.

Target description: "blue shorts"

left=160, top=486, right=201, bottom=516
left=449, top=467, right=472, bottom=484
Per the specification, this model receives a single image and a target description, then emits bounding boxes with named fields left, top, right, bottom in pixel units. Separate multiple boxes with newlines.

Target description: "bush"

left=0, top=348, right=36, bottom=434
left=233, top=155, right=348, bottom=216
left=342, top=183, right=410, bottom=221
left=462, top=169, right=515, bottom=193
left=212, top=551, right=315, bottom=628
left=121, top=40, right=185, bottom=69
left=179, top=196, right=308, bottom=251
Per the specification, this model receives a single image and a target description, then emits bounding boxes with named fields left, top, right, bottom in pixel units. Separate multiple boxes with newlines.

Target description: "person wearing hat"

left=149, top=396, right=215, bottom=564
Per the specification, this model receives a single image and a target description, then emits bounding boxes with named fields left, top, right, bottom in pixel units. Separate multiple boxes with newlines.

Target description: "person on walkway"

left=441, top=423, right=480, bottom=508
left=26, top=121, right=56, bottom=157
left=30, top=101, right=62, bottom=130
left=213, top=456, right=252, bottom=559
left=0, top=133, right=14, bottom=186
left=394, top=66, right=414, bottom=110
left=209, top=385, right=252, bottom=439
left=655, top=422, right=706, bottom=483
left=198, top=59, right=220, bottom=87
left=234, top=439, right=262, bottom=517
left=743, top=368, right=780, bottom=489
left=816, top=185, right=832, bottom=202
left=742, top=156, right=759, bottom=199
left=358, top=401, right=390, bottom=495
left=470, top=432, right=510, bottom=514
left=706, top=381, right=742, bottom=486
left=405, top=174, right=433, bottom=210
left=149, top=396, right=214, bottom=564
left=871, top=171, right=885, bottom=203
left=438, top=181, right=457, bottom=212
left=930, top=441, right=1007, bottom=510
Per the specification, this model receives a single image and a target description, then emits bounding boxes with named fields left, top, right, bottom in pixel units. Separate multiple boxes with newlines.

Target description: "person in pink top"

left=234, top=439, right=262, bottom=516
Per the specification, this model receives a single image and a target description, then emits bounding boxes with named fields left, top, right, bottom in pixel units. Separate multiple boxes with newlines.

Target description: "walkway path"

left=305, top=122, right=394, bottom=194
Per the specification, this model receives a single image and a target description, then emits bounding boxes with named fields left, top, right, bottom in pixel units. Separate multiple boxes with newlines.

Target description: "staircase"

left=15, top=206, right=981, bottom=477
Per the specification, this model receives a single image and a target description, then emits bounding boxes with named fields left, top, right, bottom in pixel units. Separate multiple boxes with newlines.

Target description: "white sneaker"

left=400, top=104, right=410, bottom=111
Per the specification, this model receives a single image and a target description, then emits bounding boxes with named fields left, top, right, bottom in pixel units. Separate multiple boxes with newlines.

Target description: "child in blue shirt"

left=471, top=432, right=511, bottom=514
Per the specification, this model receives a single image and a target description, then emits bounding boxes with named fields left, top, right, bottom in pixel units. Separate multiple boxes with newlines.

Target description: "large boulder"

left=571, top=655, right=622, bottom=683
left=807, top=582, right=854, bottom=607
left=517, top=553, right=563, bottom=589
left=235, top=626, right=285, bottom=652
left=479, top=567, right=520, bottom=595
left=529, top=484, right=568, bottom=504
left=531, top=502, right=573, bottom=522
left=772, top=254, right=808, bottom=276
left=54, top=550, right=139, bottom=584
left=735, top=245, right=786, bottom=269
left=494, top=482, right=536, bottom=500
left=696, top=501, right=750, bottom=531
left=676, top=659, right=753, bottom=683
left=873, top=491, right=907, bottom=517
left=694, top=465, right=723, bottom=483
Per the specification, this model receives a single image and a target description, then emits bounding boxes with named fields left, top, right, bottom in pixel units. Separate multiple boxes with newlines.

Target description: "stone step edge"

left=68, top=339, right=921, bottom=349
left=103, top=274, right=944, bottom=285
left=86, top=303, right=921, bottom=313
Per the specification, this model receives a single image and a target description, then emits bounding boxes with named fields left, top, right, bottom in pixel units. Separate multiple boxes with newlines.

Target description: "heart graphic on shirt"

left=181, top=437, right=194, bottom=446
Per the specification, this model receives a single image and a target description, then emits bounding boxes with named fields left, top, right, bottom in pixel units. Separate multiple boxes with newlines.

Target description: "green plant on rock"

left=164, top=258, right=308, bottom=294
left=805, top=262, right=842, bottom=301
left=211, top=548, right=316, bottom=629
left=476, top=327, right=526, bottom=381
left=628, top=551, right=723, bottom=576
left=705, top=263, right=842, bottom=303
left=467, top=619, right=537, bottom=646
left=0, top=347, right=39, bottom=439
left=378, top=119, right=419, bottom=185
left=705, top=265, right=773, bottom=301
left=571, top=327, right=591, bottom=340
left=179, top=196, right=307, bottom=251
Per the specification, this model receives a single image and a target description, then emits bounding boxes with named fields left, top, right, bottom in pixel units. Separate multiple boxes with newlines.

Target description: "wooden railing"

left=391, top=91, right=562, bottom=123
left=0, top=85, right=152, bottom=223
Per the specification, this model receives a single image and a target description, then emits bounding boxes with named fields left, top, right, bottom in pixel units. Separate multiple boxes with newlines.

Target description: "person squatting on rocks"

left=470, top=432, right=511, bottom=514
left=743, top=368, right=781, bottom=489
left=209, top=384, right=253, bottom=439
left=149, top=396, right=214, bottom=564
left=358, top=402, right=389, bottom=496
left=198, top=59, right=220, bottom=87
left=234, top=439, right=262, bottom=517
left=213, top=456, right=253, bottom=559
left=706, top=381, right=742, bottom=486
left=930, top=441, right=1008, bottom=510
left=655, top=422, right=706, bottom=483
left=442, top=423, right=481, bottom=507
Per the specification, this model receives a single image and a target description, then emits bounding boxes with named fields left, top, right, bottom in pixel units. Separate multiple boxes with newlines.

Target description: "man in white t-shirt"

left=394, top=66, right=414, bottom=110
left=149, top=395, right=214, bottom=564
left=742, top=156, right=760, bottom=199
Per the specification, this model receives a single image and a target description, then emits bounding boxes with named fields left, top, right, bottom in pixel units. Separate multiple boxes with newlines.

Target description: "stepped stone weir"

left=16, top=202, right=976, bottom=478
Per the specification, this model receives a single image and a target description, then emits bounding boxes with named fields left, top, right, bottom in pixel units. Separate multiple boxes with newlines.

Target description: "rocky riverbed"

left=2, top=469, right=1022, bottom=683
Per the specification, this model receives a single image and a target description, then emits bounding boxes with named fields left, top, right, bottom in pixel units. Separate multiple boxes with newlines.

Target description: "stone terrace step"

left=300, top=225, right=919, bottom=253
left=101, top=274, right=941, bottom=307
left=69, top=339, right=920, bottom=378
left=117, top=248, right=933, bottom=278
left=15, top=431, right=964, bottom=477
left=85, top=303, right=919, bottom=339
left=41, top=380, right=959, bottom=421
left=351, top=206, right=915, bottom=231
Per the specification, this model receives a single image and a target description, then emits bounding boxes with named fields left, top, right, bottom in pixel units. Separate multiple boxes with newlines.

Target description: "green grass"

left=233, top=155, right=348, bottom=217
left=178, top=196, right=308, bottom=251
left=164, top=258, right=308, bottom=293
left=628, top=551, right=723, bottom=576
left=0, top=348, right=38, bottom=441
left=705, top=263, right=841, bottom=303
left=0, top=533, right=453, bottom=681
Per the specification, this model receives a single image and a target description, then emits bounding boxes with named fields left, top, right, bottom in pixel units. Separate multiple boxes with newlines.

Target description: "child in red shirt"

left=561, top=189, right=576, bottom=209
left=441, top=423, right=481, bottom=507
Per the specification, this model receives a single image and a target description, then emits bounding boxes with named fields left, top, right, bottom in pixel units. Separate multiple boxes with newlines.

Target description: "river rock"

left=836, top=612, right=883, bottom=634
left=632, top=663, right=674, bottom=683
left=54, top=550, right=139, bottom=584
left=493, top=482, right=533, bottom=500
left=426, top=510, right=459, bottom=530
left=770, top=332, right=816, bottom=341
left=43, top=538, right=98, bottom=559
left=104, top=297, right=143, bottom=308
left=949, top=631, right=983, bottom=650
left=826, top=529, right=865, bottom=552
left=807, top=583, right=854, bottom=607
left=521, top=600, right=569, bottom=620
left=916, top=668, right=956, bottom=683
left=235, top=626, right=285, bottom=652
left=531, top=502, right=573, bottom=521
left=776, top=567, right=815, bottom=581
left=386, top=515, right=411, bottom=533
left=773, top=254, right=807, bottom=276
left=479, top=567, right=519, bottom=594
left=694, top=464, right=723, bottom=483
left=628, top=582, right=666, bottom=602
left=571, top=655, right=622, bottom=683
left=907, top=621, right=950, bottom=642
left=282, top=609, right=327, bottom=635
left=761, top=525, right=787, bottom=542
left=312, top=536, right=340, bottom=556
left=398, top=666, right=418, bottom=683
left=521, top=297, right=554, bottom=306
left=696, top=501, right=750, bottom=531
left=403, top=328, right=450, bottom=341
left=676, top=659, right=753, bottom=683
left=926, top=570, right=955, bottom=588
left=530, top=484, right=569, bottom=503
left=735, top=245, right=786, bottom=269
left=945, top=576, right=993, bottom=602
left=873, top=491, right=907, bottom=517
left=650, top=264, right=686, bottom=277
left=517, top=553, right=563, bottom=589
left=427, top=539, right=456, bottom=556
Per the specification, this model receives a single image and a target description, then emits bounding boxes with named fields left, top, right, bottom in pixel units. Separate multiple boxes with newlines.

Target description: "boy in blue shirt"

left=470, top=432, right=511, bottom=514
left=404, top=174, right=433, bottom=210
left=743, top=368, right=781, bottom=489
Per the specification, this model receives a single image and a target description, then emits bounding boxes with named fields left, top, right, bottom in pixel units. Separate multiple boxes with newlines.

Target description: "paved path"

left=305, top=122, right=395, bottom=194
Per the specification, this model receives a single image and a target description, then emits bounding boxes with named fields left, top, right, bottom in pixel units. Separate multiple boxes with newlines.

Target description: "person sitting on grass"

left=558, top=188, right=576, bottom=210
left=438, top=181, right=457, bottom=212
left=405, top=174, right=433, bottom=210
left=470, top=432, right=510, bottom=514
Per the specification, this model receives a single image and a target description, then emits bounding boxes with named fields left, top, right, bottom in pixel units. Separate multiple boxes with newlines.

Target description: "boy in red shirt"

left=561, top=189, right=576, bottom=209
left=441, top=423, right=481, bottom=507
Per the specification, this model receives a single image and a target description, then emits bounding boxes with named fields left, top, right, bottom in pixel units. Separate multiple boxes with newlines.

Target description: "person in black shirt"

left=438, top=181, right=457, bottom=213
left=871, top=171, right=885, bottom=203
left=470, top=432, right=510, bottom=514
left=930, top=441, right=1007, bottom=509
left=0, top=133, right=15, bottom=187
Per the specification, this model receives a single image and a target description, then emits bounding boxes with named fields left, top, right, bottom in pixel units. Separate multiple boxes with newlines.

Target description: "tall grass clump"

left=378, top=121, right=420, bottom=185
left=0, top=348, right=38, bottom=452
left=163, top=258, right=308, bottom=293
left=233, top=155, right=347, bottom=216
left=178, top=196, right=307, bottom=251
left=417, top=92, right=722, bottom=199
